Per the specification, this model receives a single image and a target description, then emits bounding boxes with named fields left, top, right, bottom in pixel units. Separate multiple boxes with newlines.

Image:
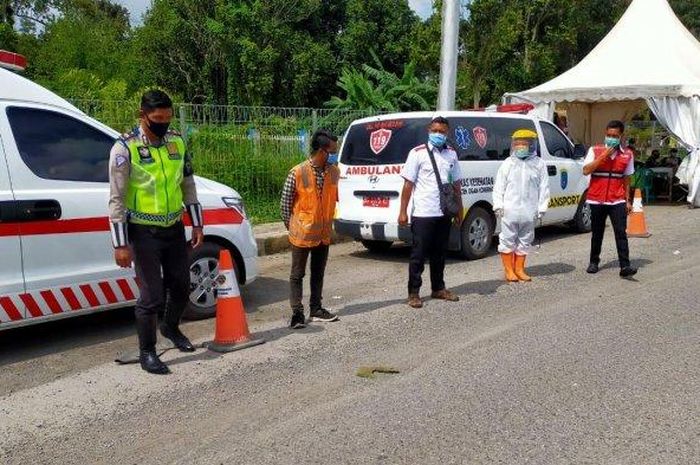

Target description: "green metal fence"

left=72, top=100, right=377, bottom=224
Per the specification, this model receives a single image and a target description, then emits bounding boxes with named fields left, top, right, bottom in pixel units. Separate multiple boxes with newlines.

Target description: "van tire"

left=183, top=242, right=234, bottom=320
left=361, top=239, right=393, bottom=254
left=459, top=207, right=494, bottom=260
left=572, top=196, right=592, bottom=233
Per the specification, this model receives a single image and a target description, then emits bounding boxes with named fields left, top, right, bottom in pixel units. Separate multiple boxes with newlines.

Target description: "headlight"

left=222, top=196, right=246, bottom=218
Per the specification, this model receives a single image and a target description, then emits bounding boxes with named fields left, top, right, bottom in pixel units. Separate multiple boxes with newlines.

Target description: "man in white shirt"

left=398, top=116, right=464, bottom=309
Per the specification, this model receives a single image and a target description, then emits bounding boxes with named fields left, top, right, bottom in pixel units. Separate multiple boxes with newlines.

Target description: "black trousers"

left=408, top=216, right=452, bottom=294
left=130, top=222, right=190, bottom=349
left=589, top=203, right=631, bottom=269
left=290, top=244, right=329, bottom=313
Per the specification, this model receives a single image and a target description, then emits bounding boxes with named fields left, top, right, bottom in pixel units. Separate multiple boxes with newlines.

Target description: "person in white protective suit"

left=492, top=129, right=550, bottom=282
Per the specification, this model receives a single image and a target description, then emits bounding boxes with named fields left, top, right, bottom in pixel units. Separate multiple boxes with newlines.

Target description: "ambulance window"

left=541, top=122, right=573, bottom=159
left=340, top=118, right=431, bottom=166
left=449, top=117, right=537, bottom=161
left=7, top=107, right=114, bottom=183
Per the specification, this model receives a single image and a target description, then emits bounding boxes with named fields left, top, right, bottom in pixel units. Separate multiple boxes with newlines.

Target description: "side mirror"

left=573, top=144, right=587, bottom=159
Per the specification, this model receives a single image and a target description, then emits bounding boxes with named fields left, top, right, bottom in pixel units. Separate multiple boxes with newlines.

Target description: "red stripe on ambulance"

left=0, top=297, right=22, bottom=321
left=79, top=284, right=100, bottom=308
left=98, top=282, right=118, bottom=304
left=20, top=293, right=43, bottom=318
left=117, top=279, right=136, bottom=301
left=40, top=290, right=63, bottom=314
left=61, top=287, right=82, bottom=311
left=0, top=208, right=243, bottom=238
left=1, top=278, right=139, bottom=324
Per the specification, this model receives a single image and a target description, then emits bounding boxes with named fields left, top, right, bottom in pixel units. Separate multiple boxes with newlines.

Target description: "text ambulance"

left=0, top=68, right=257, bottom=330
left=335, top=111, right=591, bottom=259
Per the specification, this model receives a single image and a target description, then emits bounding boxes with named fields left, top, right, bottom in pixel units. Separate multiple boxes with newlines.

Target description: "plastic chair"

left=631, top=169, right=644, bottom=190
left=638, top=168, right=655, bottom=203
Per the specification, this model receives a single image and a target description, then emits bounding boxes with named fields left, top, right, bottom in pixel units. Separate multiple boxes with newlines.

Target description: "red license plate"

left=363, top=196, right=390, bottom=208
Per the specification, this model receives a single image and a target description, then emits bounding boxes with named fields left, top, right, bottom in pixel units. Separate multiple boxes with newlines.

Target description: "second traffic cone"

left=207, top=249, right=265, bottom=353
left=627, top=188, right=651, bottom=238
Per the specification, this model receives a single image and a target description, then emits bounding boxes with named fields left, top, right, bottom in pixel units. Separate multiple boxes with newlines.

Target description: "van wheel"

left=572, top=196, right=592, bottom=233
left=361, top=239, right=393, bottom=253
left=459, top=207, right=494, bottom=260
left=183, top=242, right=236, bottom=320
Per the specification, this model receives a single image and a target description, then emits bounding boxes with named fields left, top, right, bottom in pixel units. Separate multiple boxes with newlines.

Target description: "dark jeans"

left=589, top=203, right=631, bottom=269
left=290, top=244, right=329, bottom=313
left=408, top=215, right=452, bottom=294
left=130, top=222, right=190, bottom=323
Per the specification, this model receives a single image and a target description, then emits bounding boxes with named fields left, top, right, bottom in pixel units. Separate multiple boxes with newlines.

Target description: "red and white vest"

left=587, top=145, right=633, bottom=204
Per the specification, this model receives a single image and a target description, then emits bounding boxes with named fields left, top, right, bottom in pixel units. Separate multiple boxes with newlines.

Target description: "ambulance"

left=335, top=111, right=591, bottom=259
left=0, top=67, right=258, bottom=330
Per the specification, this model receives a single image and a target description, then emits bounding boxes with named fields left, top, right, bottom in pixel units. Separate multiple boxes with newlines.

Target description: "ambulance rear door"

left=0, top=128, right=26, bottom=325
left=338, top=117, right=431, bottom=240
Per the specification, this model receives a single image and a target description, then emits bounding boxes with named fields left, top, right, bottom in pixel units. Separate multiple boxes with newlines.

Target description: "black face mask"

left=145, top=116, right=170, bottom=138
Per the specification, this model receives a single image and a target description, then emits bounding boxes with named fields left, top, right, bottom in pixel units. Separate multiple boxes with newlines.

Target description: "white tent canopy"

left=505, top=0, right=700, bottom=206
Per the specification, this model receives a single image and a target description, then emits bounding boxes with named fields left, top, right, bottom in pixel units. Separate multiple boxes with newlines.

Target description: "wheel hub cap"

left=189, top=257, right=219, bottom=308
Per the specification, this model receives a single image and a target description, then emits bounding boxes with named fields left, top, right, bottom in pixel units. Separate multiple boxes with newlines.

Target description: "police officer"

left=109, top=90, right=204, bottom=374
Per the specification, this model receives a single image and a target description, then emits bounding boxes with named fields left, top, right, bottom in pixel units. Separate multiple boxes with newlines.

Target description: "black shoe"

left=586, top=263, right=599, bottom=274
left=620, top=266, right=638, bottom=278
left=160, top=325, right=196, bottom=352
left=290, top=311, right=306, bottom=329
left=310, top=308, right=339, bottom=322
left=139, top=350, right=170, bottom=375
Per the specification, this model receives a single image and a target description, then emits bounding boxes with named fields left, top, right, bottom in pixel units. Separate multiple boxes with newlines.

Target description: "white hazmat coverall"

left=492, top=154, right=550, bottom=255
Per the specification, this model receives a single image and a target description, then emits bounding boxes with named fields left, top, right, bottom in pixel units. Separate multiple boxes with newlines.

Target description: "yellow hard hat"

left=512, top=129, right=538, bottom=140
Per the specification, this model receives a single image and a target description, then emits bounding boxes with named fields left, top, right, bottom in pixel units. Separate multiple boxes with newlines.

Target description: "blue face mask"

left=605, top=137, right=621, bottom=149
left=327, top=152, right=339, bottom=165
left=514, top=148, right=531, bottom=159
left=429, top=132, right=447, bottom=148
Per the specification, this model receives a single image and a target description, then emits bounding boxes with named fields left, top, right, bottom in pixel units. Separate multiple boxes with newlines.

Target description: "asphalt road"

left=1, top=205, right=698, bottom=464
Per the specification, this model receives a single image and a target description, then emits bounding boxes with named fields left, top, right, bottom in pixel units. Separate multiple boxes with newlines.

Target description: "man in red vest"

left=582, top=120, right=637, bottom=278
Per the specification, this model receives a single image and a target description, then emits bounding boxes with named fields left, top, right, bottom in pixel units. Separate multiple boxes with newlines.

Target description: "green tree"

left=338, top=0, right=420, bottom=75
left=461, top=0, right=630, bottom=107
left=9, top=0, right=138, bottom=98
left=671, top=0, right=700, bottom=36
left=136, top=0, right=340, bottom=106
left=219, top=0, right=338, bottom=106
left=134, top=0, right=226, bottom=104
left=409, top=0, right=443, bottom=79
left=327, top=53, right=436, bottom=112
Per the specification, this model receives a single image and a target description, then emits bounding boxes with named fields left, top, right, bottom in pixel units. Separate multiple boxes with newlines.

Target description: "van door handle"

left=547, top=165, right=557, bottom=176
left=17, top=199, right=62, bottom=221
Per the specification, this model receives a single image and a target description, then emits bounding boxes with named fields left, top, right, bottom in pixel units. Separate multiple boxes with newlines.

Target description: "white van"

left=335, top=111, right=591, bottom=259
left=0, top=68, right=257, bottom=329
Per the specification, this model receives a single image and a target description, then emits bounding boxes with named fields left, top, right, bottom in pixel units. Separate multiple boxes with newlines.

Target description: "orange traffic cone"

left=627, top=188, right=652, bottom=238
left=207, top=249, right=265, bottom=353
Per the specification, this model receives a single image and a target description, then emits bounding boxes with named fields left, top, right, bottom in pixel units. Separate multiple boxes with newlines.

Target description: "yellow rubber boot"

left=514, top=254, right=532, bottom=282
left=500, top=253, right=519, bottom=282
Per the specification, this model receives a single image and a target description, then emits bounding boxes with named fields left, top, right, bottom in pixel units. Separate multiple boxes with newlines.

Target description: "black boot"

left=136, top=315, right=170, bottom=375
left=160, top=294, right=195, bottom=352
left=160, top=324, right=195, bottom=352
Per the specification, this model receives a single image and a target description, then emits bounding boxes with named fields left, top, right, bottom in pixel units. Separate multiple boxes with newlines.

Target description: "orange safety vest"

left=288, top=161, right=339, bottom=248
